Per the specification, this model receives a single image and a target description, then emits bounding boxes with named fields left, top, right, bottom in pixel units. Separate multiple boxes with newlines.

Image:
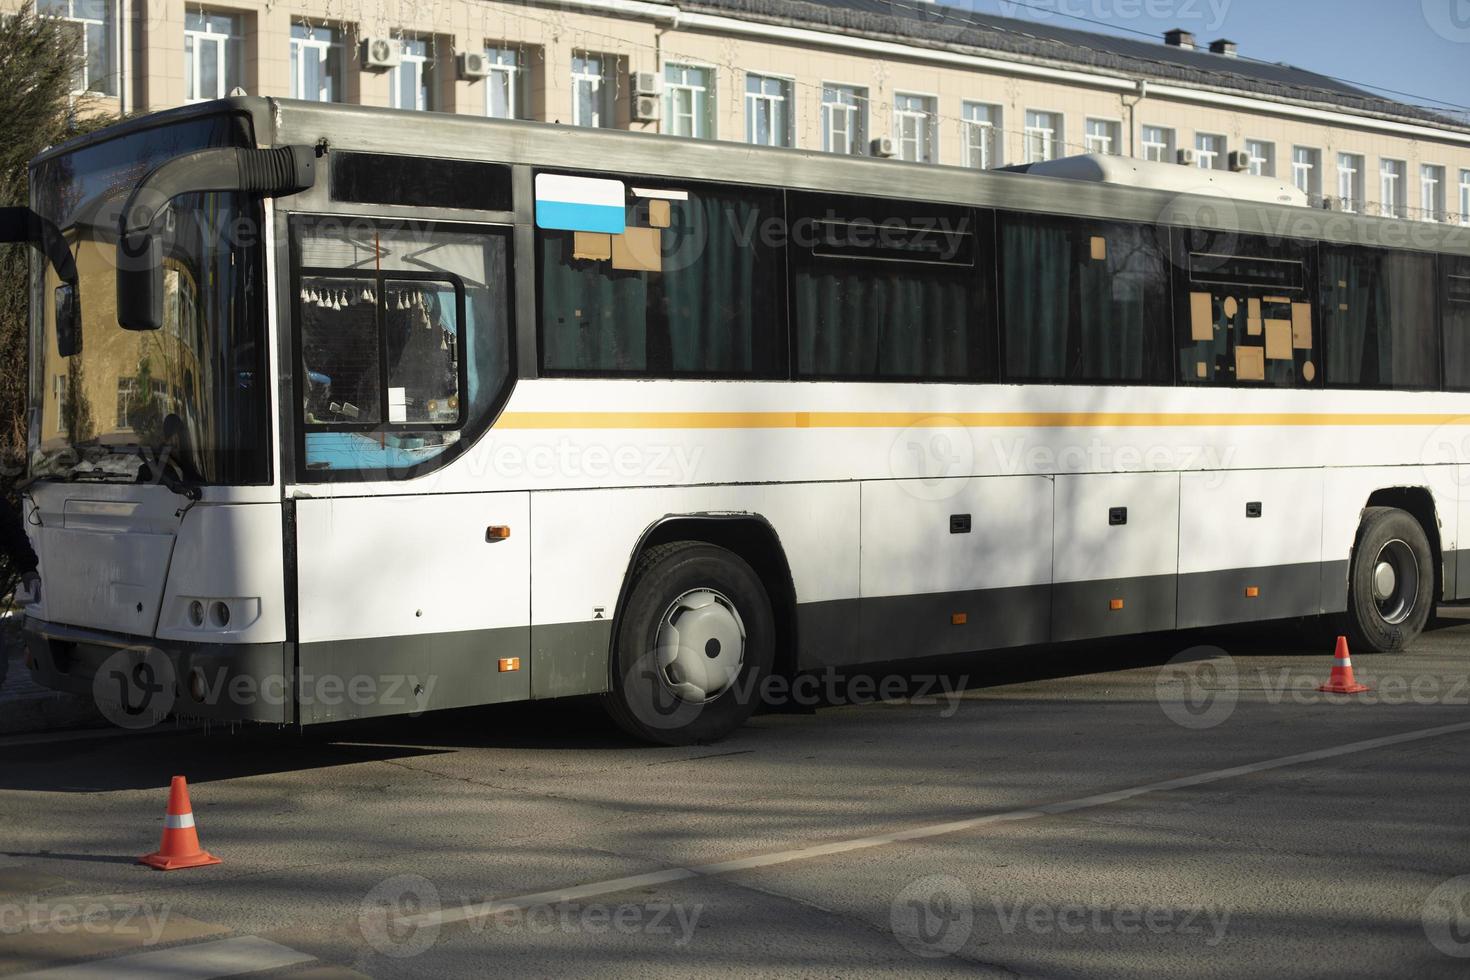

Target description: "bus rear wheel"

left=1345, top=506, right=1434, bottom=653
left=604, top=541, right=775, bottom=745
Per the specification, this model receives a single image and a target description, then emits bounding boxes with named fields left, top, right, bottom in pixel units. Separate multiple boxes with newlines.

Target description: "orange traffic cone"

left=139, top=776, right=221, bottom=871
left=1318, top=636, right=1370, bottom=695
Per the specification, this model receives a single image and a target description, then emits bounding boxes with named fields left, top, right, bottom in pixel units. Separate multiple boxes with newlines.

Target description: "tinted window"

left=292, top=218, right=513, bottom=481
left=1446, top=256, right=1470, bottom=391
left=1321, top=246, right=1438, bottom=390
left=790, top=192, right=995, bottom=381
left=537, top=178, right=786, bottom=377
left=332, top=152, right=512, bottom=211
left=1173, top=229, right=1319, bottom=387
left=999, top=213, right=1170, bottom=383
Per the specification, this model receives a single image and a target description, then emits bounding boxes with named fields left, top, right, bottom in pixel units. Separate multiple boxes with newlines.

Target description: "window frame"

left=1337, top=153, right=1364, bottom=213
left=893, top=91, right=938, bottom=164
left=288, top=215, right=517, bottom=484
left=1195, top=133, right=1226, bottom=171
left=745, top=72, right=794, bottom=148
left=1421, top=163, right=1447, bottom=223
left=1245, top=139, right=1275, bottom=177
left=484, top=46, right=524, bottom=120
left=40, top=0, right=117, bottom=97
left=571, top=52, right=611, bottom=128
left=1380, top=159, right=1407, bottom=218
left=1460, top=170, right=1470, bottom=226
left=821, top=82, right=868, bottom=155
left=961, top=102, right=1001, bottom=169
left=289, top=22, right=342, bottom=103
left=1083, top=117, right=1122, bottom=156
left=663, top=62, right=716, bottom=140
left=184, top=11, right=243, bottom=103
left=1320, top=244, right=1442, bottom=392
left=1141, top=125, right=1174, bottom=164
left=1024, top=109, right=1061, bottom=163
left=1291, top=146, right=1322, bottom=199
left=391, top=36, right=433, bottom=111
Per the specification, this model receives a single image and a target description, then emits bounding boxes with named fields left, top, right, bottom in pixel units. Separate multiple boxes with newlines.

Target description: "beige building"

left=21, top=0, right=1470, bottom=222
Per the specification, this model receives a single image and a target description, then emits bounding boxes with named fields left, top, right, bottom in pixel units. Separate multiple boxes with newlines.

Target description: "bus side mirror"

left=0, top=207, right=81, bottom=354
left=54, top=282, right=81, bottom=358
left=117, top=145, right=318, bottom=331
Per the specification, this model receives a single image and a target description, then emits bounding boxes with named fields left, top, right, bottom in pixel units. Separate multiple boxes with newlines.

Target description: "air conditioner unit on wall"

left=870, top=135, right=896, bottom=158
left=633, top=93, right=660, bottom=122
left=458, top=51, right=490, bottom=80
left=1176, top=147, right=1197, bottom=166
left=1227, top=150, right=1250, bottom=173
left=362, top=38, right=402, bottom=70
left=633, top=71, right=662, bottom=96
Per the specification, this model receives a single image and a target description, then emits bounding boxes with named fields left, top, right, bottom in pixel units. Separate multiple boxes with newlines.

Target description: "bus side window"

left=537, top=179, right=786, bottom=379
left=1321, top=246, right=1439, bottom=390
left=998, top=212, right=1170, bottom=385
left=1445, top=256, right=1470, bottom=391
left=789, top=192, right=996, bottom=382
left=1174, top=229, right=1318, bottom=388
left=291, top=218, right=513, bottom=481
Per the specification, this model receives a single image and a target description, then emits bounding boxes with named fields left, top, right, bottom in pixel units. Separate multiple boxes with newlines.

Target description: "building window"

left=894, top=93, right=936, bottom=163
left=822, top=84, right=867, bottom=155
left=1381, top=159, right=1406, bottom=217
left=1337, top=153, right=1364, bottom=213
left=1461, top=169, right=1470, bottom=225
left=1421, top=165, right=1447, bottom=222
left=391, top=37, right=432, bottom=111
left=962, top=102, right=1001, bottom=169
left=184, top=11, right=244, bottom=103
left=1084, top=118, right=1120, bottom=155
left=1245, top=140, right=1274, bottom=177
left=1141, top=126, right=1174, bottom=164
left=1292, top=147, right=1321, bottom=200
left=483, top=47, right=524, bottom=119
left=1025, top=111, right=1061, bottom=163
left=289, top=23, right=342, bottom=103
left=40, top=0, right=116, bottom=97
left=664, top=64, right=714, bottom=139
left=571, top=52, right=610, bottom=128
left=1196, top=133, right=1225, bottom=170
left=745, top=74, right=792, bottom=147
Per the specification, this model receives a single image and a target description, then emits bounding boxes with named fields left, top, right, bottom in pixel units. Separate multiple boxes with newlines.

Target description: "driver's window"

left=291, top=218, right=512, bottom=481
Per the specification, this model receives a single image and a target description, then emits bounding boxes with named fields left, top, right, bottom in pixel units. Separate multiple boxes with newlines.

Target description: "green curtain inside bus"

left=1444, top=257, right=1470, bottom=390
left=539, top=187, right=783, bottom=376
left=1322, top=247, right=1438, bottom=389
left=1000, top=215, right=1169, bottom=383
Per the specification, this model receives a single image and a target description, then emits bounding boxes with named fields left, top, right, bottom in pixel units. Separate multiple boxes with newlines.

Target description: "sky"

left=938, top=0, right=1470, bottom=117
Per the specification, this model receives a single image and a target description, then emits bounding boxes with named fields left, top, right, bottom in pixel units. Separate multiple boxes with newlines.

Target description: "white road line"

left=403, top=719, right=1470, bottom=929
left=11, top=936, right=314, bottom=980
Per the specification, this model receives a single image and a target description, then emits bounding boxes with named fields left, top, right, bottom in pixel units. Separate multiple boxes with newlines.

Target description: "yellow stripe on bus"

left=495, top=411, right=1470, bottom=430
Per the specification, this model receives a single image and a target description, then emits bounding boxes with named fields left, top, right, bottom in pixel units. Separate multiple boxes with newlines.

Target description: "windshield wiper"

left=135, top=450, right=202, bottom=502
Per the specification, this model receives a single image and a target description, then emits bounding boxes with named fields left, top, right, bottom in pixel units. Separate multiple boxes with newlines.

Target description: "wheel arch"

left=1360, top=487, right=1444, bottom=600
left=609, top=514, right=799, bottom=685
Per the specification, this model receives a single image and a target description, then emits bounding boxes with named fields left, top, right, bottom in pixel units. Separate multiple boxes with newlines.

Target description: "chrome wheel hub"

left=654, top=589, right=746, bottom=703
left=1372, top=539, right=1418, bottom=626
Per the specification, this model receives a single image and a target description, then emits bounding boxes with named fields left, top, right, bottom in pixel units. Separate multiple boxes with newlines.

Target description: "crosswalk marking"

left=12, top=935, right=314, bottom=979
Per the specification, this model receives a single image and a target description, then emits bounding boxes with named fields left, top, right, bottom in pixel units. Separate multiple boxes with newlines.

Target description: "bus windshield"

left=29, top=112, right=270, bottom=486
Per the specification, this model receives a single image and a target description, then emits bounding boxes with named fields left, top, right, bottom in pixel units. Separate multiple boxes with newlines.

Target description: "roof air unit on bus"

left=1003, top=153, right=1309, bottom=207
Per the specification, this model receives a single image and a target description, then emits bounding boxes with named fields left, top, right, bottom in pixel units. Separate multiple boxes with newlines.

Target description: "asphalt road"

left=1, top=612, right=1468, bottom=978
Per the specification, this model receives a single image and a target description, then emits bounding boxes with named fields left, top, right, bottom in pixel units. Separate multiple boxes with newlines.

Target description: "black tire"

left=603, top=541, right=775, bottom=745
left=1344, top=507, right=1435, bottom=653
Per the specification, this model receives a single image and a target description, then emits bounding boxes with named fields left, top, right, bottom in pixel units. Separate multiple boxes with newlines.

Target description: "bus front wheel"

left=604, top=541, right=775, bottom=745
left=1345, top=506, right=1434, bottom=653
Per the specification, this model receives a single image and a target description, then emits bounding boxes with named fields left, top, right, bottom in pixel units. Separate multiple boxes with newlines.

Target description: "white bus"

left=12, top=98, right=1470, bottom=743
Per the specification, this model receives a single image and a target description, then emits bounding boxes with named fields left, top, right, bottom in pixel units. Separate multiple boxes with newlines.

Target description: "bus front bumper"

left=22, top=617, right=292, bottom=726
